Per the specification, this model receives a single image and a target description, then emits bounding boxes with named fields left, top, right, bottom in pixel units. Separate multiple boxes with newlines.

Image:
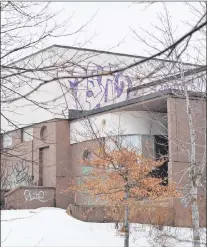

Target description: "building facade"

left=1, top=90, right=206, bottom=227
left=1, top=46, right=206, bottom=227
left=2, top=45, right=202, bottom=132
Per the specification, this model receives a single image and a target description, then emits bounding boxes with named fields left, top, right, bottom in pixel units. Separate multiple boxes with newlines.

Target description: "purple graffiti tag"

left=86, top=90, right=93, bottom=98
left=125, top=75, right=132, bottom=99
left=104, top=80, right=108, bottom=102
left=102, top=77, right=114, bottom=103
left=70, top=62, right=133, bottom=110
left=69, top=78, right=78, bottom=98
left=114, top=72, right=132, bottom=98
left=86, top=64, right=105, bottom=109
left=69, top=78, right=79, bottom=109
left=95, top=103, right=100, bottom=109
left=114, top=72, right=124, bottom=97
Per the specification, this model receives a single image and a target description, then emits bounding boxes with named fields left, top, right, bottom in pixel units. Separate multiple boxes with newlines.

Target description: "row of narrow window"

left=2, top=126, right=47, bottom=148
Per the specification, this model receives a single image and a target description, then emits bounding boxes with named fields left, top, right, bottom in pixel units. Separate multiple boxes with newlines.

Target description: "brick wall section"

left=55, top=120, right=73, bottom=209
left=68, top=199, right=174, bottom=226
left=167, top=96, right=206, bottom=227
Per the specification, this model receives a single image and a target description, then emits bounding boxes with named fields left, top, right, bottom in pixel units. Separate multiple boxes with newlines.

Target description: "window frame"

left=22, top=127, right=33, bottom=142
left=2, top=132, right=13, bottom=148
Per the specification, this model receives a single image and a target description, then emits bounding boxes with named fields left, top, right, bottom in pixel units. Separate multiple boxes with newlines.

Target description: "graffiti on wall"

left=75, top=166, right=94, bottom=205
left=24, top=189, right=48, bottom=202
left=82, top=166, right=94, bottom=205
left=76, top=166, right=105, bottom=206
left=69, top=63, right=132, bottom=110
left=1, top=161, right=36, bottom=189
left=82, top=166, right=92, bottom=176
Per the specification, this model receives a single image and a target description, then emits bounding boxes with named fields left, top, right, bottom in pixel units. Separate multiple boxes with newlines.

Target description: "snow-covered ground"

left=1, top=207, right=206, bottom=247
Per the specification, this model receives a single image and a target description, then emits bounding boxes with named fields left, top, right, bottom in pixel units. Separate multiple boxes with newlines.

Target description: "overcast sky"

left=2, top=2, right=205, bottom=132
left=43, top=2, right=204, bottom=63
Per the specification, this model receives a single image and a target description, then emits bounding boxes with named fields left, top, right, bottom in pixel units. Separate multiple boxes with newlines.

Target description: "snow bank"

left=1, top=207, right=206, bottom=247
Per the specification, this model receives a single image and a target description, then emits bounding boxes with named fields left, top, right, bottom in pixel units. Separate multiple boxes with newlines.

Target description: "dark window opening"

left=83, top=149, right=92, bottom=161
left=38, top=148, right=43, bottom=186
left=149, top=135, right=169, bottom=186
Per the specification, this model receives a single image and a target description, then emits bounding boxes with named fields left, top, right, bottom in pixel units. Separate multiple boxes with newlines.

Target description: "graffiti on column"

left=69, top=63, right=132, bottom=110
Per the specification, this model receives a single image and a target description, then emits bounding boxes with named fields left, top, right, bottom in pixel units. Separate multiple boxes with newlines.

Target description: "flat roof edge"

left=69, top=89, right=206, bottom=120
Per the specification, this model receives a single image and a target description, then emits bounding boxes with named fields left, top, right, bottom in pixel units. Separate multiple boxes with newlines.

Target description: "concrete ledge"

left=67, top=201, right=175, bottom=225
left=67, top=204, right=112, bottom=223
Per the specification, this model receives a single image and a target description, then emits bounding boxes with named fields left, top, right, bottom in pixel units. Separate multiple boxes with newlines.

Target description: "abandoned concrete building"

left=1, top=45, right=206, bottom=227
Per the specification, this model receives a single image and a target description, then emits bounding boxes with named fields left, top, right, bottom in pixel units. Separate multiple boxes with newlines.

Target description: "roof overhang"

left=69, top=89, right=206, bottom=121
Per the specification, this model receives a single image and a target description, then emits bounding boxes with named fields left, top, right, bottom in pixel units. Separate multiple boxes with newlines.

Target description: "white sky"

left=2, top=2, right=206, bottom=132
left=43, top=2, right=204, bottom=63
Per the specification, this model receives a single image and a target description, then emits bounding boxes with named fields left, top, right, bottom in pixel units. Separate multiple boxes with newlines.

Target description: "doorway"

left=39, top=147, right=49, bottom=186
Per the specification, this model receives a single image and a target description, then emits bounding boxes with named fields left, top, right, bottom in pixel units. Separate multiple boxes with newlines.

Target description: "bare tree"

left=128, top=3, right=206, bottom=247
left=64, top=95, right=180, bottom=247
left=0, top=1, right=99, bottom=186
left=1, top=1, right=97, bottom=135
left=1, top=6, right=206, bottom=246
left=1, top=1, right=205, bottom=111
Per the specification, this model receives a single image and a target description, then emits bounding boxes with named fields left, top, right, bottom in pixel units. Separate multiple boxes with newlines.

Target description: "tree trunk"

left=184, top=82, right=200, bottom=247
left=124, top=189, right=129, bottom=247
left=191, top=184, right=200, bottom=247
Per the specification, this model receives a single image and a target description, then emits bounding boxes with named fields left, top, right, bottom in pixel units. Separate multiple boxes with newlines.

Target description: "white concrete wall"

left=70, top=111, right=167, bottom=144
left=2, top=45, right=193, bottom=132
left=2, top=46, right=140, bottom=131
left=130, top=70, right=206, bottom=99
